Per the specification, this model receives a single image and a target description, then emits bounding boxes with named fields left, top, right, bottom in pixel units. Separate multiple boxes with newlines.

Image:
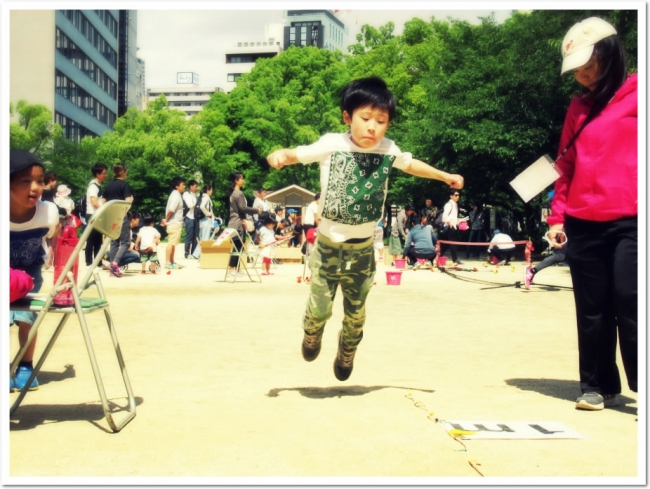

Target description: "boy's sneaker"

left=333, top=331, right=357, bottom=381
left=10, top=375, right=16, bottom=392
left=14, top=365, right=39, bottom=391
left=109, top=263, right=122, bottom=277
left=575, top=392, right=620, bottom=411
left=172, top=262, right=185, bottom=269
left=165, top=263, right=179, bottom=270
left=525, top=266, right=534, bottom=290
left=302, top=330, right=323, bottom=362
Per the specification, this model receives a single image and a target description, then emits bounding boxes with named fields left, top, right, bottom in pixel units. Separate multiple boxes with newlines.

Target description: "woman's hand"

left=546, top=224, right=566, bottom=248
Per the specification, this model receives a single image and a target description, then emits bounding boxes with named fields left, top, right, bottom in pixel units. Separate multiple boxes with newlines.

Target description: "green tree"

left=10, top=100, right=62, bottom=153
left=220, top=46, right=350, bottom=195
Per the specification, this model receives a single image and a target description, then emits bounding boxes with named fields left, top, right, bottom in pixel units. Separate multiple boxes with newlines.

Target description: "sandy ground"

left=7, top=245, right=642, bottom=483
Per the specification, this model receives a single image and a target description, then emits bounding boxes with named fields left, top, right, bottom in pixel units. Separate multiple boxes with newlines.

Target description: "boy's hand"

left=447, top=174, right=464, bottom=189
left=267, top=149, right=297, bottom=169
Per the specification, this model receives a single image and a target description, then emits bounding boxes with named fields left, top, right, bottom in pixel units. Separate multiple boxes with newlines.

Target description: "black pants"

left=565, top=215, right=637, bottom=394
left=84, top=213, right=104, bottom=266
left=228, top=234, right=243, bottom=269
left=440, top=226, right=459, bottom=262
left=405, top=249, right=435, bottom=265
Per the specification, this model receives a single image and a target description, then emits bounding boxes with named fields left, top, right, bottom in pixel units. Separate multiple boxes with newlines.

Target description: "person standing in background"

left=84, top=163, right=108, bottom=267
left=183, top=179, right=199, bottom=259
left=103, top=163, right=134, bottom=278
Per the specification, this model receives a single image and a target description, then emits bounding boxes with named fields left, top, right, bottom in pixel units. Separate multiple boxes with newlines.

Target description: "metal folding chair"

left=223, top=228, right=261, bottom=283
left=10, top=200, right=136, bottom=432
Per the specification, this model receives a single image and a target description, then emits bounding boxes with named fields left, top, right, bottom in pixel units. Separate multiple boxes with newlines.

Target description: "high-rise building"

left=224, top=24, right=284, bottom=93
left=10, top=9, right=141, bottom=143
left=284, top=10, right=348, bottom=52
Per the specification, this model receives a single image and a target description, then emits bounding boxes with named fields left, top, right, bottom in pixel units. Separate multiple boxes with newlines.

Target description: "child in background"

left=258, top=212, right=278, bottom=276
left=9, top=150, right=60, bottom=391
left=267, top=76, right=463, bottom=381
left=135, top=216, right=161, bottom=274
left=373, top=218, right=386, bottom=263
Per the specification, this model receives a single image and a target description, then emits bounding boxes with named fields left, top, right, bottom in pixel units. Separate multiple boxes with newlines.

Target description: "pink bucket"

left=386, top=271, right=402, bottom=285
left=394, top=258, right=406, bottom=269
left=437, top=256, right=447, bottom=266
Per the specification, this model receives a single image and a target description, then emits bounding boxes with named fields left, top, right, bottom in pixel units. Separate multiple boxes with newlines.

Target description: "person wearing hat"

left=9, top=150, right=61, bottom=392
left=546, top=17, right=637, bottom=411
left=286, top=208, right=302, bottom=247
left=53, top=184, right=75, bottom=217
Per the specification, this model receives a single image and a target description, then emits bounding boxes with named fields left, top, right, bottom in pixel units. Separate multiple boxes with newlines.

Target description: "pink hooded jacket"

left=548, top=73, right=638, bottom=226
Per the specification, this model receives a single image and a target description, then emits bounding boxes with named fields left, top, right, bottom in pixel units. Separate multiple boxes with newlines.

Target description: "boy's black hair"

left=127, top=211, right=139, bottom=221
left=144, top=216, right=155, bottom=226
left=340, top=76, right=396, bottom=121
left=91, top=163, right=107, bottom=177
left=187, top=179, right=198, bottom=187
left=260, top=212, right=276, bottom=226
left=171, top=176, right=185, bottom=189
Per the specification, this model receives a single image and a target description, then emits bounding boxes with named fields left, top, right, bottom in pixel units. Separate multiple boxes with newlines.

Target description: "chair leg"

left=76, top=304, right=136, bottom=432
left=11, top=314, right=72, bottom=415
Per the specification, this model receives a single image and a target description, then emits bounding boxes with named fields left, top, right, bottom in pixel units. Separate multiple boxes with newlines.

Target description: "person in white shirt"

left=303, top=192, right=320, bottom=232
left=183, top=179, right=199, bottom=259
left=135, top=216, right=161, bottom=274
left=161, top=176, right=186, bottom=269
left=84, top=163, right=107, bottom=267
left=487, top=229, right=516, bottom=265
left=439, top=189, right=462, bottom=265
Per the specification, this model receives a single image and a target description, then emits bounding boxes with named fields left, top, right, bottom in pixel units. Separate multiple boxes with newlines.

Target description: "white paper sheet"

left=510, top=154, right=560, bottom=203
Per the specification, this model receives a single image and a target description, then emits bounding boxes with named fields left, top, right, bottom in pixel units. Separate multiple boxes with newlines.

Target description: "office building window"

left=55, top=70, right=116, bottom=128
left=56, top=28, right=117, bottom=99
left=227, top=73, right=242, bottom=82
left=60, top=10, right=117, bottom=65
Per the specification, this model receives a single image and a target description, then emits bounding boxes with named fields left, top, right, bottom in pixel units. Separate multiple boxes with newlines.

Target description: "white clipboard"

left=509, top=154, right=560, bottom=203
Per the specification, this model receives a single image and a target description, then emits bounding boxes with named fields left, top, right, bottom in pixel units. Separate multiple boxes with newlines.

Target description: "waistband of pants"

left=317, top=233, right=373, bottom=251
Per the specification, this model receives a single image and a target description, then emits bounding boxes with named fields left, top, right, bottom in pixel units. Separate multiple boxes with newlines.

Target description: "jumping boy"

left=266, top=76, right=463, bottom=381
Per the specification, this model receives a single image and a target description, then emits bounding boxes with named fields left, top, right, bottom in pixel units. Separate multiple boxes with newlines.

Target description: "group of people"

left=10, top=18, right=637, bottom=415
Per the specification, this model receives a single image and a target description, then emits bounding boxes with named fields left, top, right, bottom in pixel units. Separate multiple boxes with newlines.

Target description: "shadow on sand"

left=506, top=378, right=637, bottom=415
left=266, top=385, right=434, bottom=399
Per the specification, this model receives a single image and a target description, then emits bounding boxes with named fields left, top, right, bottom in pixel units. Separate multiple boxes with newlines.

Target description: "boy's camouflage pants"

left=303, top=234, right=376, bottom=349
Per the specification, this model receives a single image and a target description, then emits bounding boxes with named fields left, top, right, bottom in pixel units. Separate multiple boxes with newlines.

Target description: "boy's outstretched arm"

left=404, top=159, right=464, bottom=189
left=267, top=148, right=299, bottom=169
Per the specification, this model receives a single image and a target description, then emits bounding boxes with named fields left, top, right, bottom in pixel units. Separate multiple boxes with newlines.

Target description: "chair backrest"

left=88, top=200, right=131, bottom=239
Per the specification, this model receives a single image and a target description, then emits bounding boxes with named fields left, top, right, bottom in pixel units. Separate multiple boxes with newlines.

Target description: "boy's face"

left=343, top=105, right=390, bottom=149
left=10, top=165, right=44, bottom=211
left=176, top=181, right=186, bottom=193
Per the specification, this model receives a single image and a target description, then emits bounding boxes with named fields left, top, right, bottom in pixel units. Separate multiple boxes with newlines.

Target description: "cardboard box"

left=199, top=240, right=232, bottom=269
left=273, top=246, right=303, bottom=262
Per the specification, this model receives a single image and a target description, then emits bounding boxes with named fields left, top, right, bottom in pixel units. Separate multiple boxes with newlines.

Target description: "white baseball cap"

left=561, top=17, right=617, bottom=75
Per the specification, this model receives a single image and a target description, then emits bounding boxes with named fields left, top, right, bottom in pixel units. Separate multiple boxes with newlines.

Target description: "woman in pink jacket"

left=547, top=18, right=637, bottom=411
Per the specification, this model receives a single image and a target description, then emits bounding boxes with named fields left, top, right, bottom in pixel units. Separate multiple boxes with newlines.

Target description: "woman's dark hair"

left=113, top=163, right=127, bottom=178
left=228, top=172, right=243, bottom=196
left=584, top=35, right=628, bottom=119
left=200, top=184, right=213, bottom=194
left=340, top=76, right=396, bottom=121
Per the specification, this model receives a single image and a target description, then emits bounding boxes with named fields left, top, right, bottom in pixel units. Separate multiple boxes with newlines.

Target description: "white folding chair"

left=10, top=200, right=136, bottom=432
